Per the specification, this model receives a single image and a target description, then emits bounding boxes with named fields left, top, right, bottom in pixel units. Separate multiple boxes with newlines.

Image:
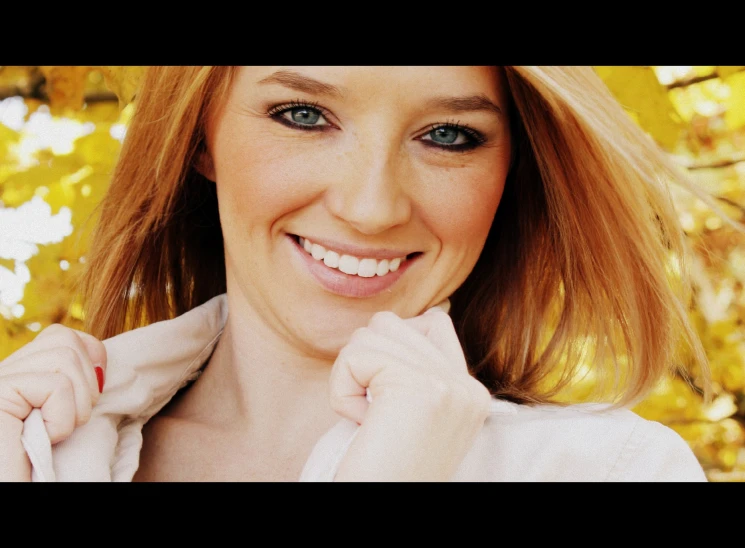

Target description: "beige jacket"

left=21, top=293, right=707, bottom=482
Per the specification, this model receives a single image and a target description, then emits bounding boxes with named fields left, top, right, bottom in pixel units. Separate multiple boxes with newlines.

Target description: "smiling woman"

left=0, top=66, right=712, bottom=482
left=195, top=67, right=511, bottom=358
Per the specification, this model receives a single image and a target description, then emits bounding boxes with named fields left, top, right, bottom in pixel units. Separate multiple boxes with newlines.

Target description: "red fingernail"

left=95, top=366, right=105, bottom=393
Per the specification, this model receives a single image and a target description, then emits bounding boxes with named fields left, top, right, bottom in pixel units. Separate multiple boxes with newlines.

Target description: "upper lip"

left=293, top=234, right=418, bottom=261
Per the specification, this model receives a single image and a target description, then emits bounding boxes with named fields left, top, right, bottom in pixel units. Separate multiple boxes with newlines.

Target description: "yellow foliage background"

left=1, top=66, right=745, bottom=481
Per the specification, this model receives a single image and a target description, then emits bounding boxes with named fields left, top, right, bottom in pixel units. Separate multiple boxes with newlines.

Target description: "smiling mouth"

left=289, top=234, right=421, bottom=278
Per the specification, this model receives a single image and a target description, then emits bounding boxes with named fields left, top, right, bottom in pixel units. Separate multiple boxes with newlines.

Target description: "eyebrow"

left=426, top=94, right=503, bottom=116
left=257, top=69, right=503, bottom=116
left=258, top=70, right=344, bottom=98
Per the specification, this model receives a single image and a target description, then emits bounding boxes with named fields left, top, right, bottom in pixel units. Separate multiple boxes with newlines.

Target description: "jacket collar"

left=24, top=293, right=230, bottom=481
left=23, top=293, right=450, bottom=481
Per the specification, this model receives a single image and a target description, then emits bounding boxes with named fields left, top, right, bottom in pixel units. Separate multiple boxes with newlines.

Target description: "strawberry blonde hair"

left=77, top=66, right=712, bottom=408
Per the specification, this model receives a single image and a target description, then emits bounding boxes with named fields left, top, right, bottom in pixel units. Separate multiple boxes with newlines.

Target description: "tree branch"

left=0, top=87, right=118, bottom=104
left=666, top=67, right=745, bottom=90
left=0, top=68, right=45, bottom=102
left=687, top=157, right=745, bottom=170
left=712, top=196, right=745, bottom=221
left=667, top=73, right=719, bottom=90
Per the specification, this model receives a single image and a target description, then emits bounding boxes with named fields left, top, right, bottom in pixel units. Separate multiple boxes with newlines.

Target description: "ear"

left=195, top=146, right=216, bottom=182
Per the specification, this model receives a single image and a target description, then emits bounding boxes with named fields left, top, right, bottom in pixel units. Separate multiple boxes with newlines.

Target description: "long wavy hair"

left=76, top=66, right=712, bottom=408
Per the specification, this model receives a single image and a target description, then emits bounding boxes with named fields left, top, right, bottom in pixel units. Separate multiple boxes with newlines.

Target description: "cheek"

left=212, top=130, right=330, bottom=229
left=416, top=164, right=507, bottom=251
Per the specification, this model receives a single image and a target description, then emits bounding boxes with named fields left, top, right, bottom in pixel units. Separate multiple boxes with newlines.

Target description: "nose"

left=324, top=140, right=412, bottom=235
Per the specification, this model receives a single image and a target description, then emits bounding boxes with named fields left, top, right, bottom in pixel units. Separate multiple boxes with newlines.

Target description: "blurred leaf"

left=0, top=66, right=36, bottom=90
left=20, top=239, right=78, bottom=324
left=98, top=66, right=145, bottom=108
left=73, top=127, right=121, bottom=169
left=1, top=155, right=85, bottom=210
left=0, top=123, right=19, bottom=168
left=724, top=72, right=745, bottom=130
left=633, top=375, right=707, bottom=424
left=595, top=66, right=683, bottom=149
left=38, top=66, right=94, bottom=113
left=76, top=101, right=122, bottom=125
left=718, top=66, right=745, bottom=79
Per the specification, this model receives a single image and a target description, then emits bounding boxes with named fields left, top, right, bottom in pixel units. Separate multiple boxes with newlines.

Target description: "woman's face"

left=202, top=66, right=512, bottom=358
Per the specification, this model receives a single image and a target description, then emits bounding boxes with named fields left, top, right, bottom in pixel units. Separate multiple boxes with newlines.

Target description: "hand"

left=329, top=307, right=491, bottom=481
left=0, top=323, right=107, bottom=481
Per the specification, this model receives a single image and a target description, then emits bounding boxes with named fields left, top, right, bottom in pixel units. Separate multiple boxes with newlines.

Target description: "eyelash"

left=267, top=100, right=332, bottom=132
left=420, top=121, right=486, bottom=152
left=266, top=100, right=487, bottom=153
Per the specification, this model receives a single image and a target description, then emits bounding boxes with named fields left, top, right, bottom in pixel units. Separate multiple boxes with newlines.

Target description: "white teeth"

left=297, top=236, right=409, bottom=277
left=358, top=258, right=377, bottom=278
left=311, top=243, right=325, bottom=261
left=323, top=250, right=340, bottom=268
left=338, top=255, right=359, bottom=275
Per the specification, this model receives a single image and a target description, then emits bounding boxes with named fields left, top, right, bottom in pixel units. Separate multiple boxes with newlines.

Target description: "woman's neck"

left=159, top=289, right=342, bottom=443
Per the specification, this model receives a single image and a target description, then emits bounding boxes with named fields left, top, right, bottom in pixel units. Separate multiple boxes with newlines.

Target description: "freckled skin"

left=202, top=66, right=513, bottom=359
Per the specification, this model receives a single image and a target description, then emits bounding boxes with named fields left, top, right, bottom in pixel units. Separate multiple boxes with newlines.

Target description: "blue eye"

left=288, top=107, right=323, bottom=125
left=420, top=123, right=485, bottom=152
left=269, top=102, right=330, bottom=130
left=430, top=126, right=460, bottom=144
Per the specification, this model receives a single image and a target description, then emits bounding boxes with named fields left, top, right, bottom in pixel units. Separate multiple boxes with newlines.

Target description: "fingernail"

left=95, top=366, right=105, bottom=393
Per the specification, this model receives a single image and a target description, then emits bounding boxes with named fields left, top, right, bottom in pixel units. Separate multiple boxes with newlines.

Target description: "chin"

left=293, top=306, right=380, bottom=360
left=301, top=326, right=358, bottom=361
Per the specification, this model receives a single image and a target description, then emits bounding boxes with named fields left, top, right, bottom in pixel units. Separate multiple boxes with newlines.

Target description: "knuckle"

left=39, top=323, right=70, bottom=340
left=40, top=322, right=65, bottom=334
left=326, top=387, right=352, bottom=417
left=51, top=371, right=75, bottom=393
left=43, top=324, right=84, bottom=351
left=51, top=418, right=76, bottom=444
left=76, top=405, right=92, bottom=427
left=56, top=345, right=83, bottom=369
left=332, top=346, right=348, bottom=366
left=327, top=393, right=344, bottom=415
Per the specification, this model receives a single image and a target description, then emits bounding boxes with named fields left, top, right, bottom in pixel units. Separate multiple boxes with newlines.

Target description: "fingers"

left=330, top=304, right=491, bottom=482
left=0, top=372, right=78, bottom=444
left=1, top=324, right=106, bottom=398
left=403, top=308, right=468, bottom=372
left=2, top=324, right=107, bottom=370
left=368, top=308, right=468, bottom=373
left=329, top=325, right=420, bottom=422
left=329, top=333, right=385, bottom=424
left=366, top=311, right=444, bottom=367
left=329, top=305, right=479, bottom=428
left=0, top=323, right=107, bottom=451
left=0, top=346, right=99, bottom=425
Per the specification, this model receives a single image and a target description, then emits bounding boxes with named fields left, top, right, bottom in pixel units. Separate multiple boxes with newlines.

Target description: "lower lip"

left=288, top=235, right=417, bottom=298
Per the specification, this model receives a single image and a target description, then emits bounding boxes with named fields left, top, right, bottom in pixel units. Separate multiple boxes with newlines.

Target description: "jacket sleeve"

left=608, top=417, right=707, bottom=482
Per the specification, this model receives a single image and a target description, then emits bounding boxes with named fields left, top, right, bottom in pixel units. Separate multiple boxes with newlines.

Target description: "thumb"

left=69, top=329, right=108, bottom=392
left=68, top=329, right=107, bottom=371
left=403, top=306, right=467, bottom=372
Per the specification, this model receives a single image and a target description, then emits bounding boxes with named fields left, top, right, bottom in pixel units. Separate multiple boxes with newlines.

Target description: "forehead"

left=231, top=66, right=507, bottom=103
